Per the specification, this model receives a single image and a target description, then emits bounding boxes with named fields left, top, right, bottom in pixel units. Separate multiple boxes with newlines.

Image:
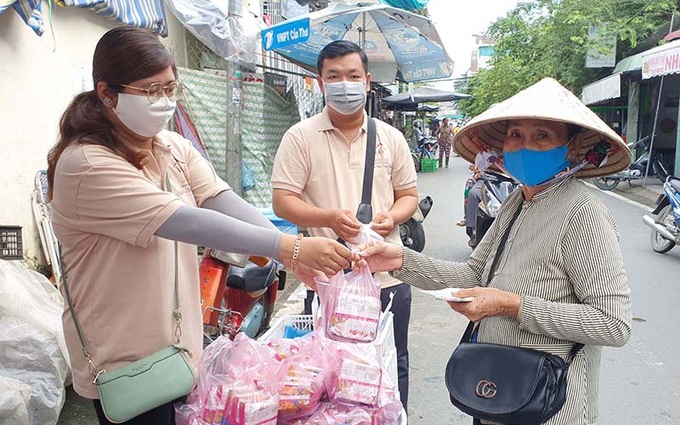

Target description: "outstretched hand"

left=353, top=240, right=404, bottom=273
left=297, top=237, right=355, bottom=276
left=446, top=287, right=521, bottom=322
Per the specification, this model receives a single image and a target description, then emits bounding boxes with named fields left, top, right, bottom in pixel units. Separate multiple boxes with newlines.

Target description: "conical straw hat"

left=453, top=78, right=631, bottom=178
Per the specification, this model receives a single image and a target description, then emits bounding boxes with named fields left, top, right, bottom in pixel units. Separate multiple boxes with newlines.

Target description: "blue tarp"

left=0, top=0, right=44, bottom=36
left=380, top=0, right=429, bottom=11
left=1, top=0, right=168, bottom=36
left=58, top=0, right=168, bottom=36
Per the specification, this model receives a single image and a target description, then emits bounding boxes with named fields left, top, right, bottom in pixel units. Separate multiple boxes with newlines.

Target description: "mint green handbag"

left=94, top=344, right=195, bottom=423
left=60, top=178, right=197, bottom=423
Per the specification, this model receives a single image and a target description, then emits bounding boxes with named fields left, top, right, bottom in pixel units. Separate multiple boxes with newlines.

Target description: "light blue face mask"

left=502, top=146, right=570, bottom=186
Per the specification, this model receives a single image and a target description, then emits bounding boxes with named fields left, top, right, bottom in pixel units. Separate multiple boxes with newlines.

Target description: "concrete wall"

left=0, top=8, right=188, bottom=267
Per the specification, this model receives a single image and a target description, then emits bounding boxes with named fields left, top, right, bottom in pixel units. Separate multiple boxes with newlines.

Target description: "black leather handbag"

left=445, top=322, right=582, bottom=425
left=444, top=205, right=583, bottom=425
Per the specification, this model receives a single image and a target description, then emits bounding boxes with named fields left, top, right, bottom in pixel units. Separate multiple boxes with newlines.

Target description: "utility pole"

left=226, top=0, right=244, bottom=195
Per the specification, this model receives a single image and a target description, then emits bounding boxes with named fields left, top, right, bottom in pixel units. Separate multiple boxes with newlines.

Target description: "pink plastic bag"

left=325, top=342, right=383, bottom=406
left=275, top=335, right=329, bottom=423
left=317, top=266, right=382, bottom=343
left=176, top=334, right=279, bottom=425
left=221, top=365, right=279, bottom=425
left=300, top=402, right=373, bottom=425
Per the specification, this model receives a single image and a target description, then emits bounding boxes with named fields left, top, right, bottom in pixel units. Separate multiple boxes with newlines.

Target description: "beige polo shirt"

left=272, top=107, right=417, bottom=288
left=51, top=130, right=229, bottom=399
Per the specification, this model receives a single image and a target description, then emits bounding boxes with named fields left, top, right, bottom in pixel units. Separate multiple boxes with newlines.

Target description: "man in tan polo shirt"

left=271, top=40, right=418, bottom=412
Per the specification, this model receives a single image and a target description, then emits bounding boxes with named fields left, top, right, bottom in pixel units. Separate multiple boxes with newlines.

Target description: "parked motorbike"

left=412, top=138, right=439, bottom=172
left=593, top=136, right=672, bottom=190
left=470, top=171, right=520, bottom=249
left=200, top=250, right=285, bottom=343
left=642, top=175, right=680, bottom=253
left=400, top=196, right=433, bottom=252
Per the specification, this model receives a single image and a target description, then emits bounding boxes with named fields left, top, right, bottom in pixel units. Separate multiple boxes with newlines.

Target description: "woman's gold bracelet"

left=290, top=233, right=303, bottom=271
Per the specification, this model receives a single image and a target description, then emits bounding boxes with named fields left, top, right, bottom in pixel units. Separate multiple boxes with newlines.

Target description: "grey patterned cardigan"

left=391, top=177, right=632, bottom=425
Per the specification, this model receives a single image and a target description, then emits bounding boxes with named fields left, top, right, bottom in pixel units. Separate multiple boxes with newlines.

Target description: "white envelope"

left=419, top=288, right=474, bottom=302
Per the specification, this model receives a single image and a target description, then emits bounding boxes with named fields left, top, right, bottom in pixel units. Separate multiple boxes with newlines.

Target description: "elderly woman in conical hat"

left=357, top=78, right=632, bottom=425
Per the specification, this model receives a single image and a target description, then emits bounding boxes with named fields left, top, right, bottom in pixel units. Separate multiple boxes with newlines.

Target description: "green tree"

left=459, top=0, right=676, bottom=117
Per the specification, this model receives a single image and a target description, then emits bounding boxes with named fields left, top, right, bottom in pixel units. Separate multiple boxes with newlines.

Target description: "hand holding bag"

left=60, top=176, right=196, bottom=423
left=444, top=205, right=583, bottom=425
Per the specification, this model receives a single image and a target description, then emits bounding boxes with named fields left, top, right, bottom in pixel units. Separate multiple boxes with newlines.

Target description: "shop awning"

left=581, top=72, right=621, bottom=105
left=0, top=0, right=44, bottom=35
left=642, top=39, right=680, bottom=79
left=612, top=51, right=644, bottom=74
left=57, top=0, right=168, bottom=36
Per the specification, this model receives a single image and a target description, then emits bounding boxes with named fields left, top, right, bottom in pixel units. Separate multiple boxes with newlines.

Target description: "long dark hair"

left=47, top=26, right=177, bottom=198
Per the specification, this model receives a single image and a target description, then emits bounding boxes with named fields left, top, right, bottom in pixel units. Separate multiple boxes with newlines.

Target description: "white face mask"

left=113, top=93, right=176, bottom=138
left=323, top=80, right=367, bottom=115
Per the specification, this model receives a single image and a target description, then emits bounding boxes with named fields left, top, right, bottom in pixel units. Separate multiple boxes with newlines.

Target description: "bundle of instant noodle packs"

left=176, top=271, right=402, bottom=425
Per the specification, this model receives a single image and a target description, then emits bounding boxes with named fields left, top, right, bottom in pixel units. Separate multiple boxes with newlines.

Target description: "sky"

left=426, top=0, right=520, bottom=79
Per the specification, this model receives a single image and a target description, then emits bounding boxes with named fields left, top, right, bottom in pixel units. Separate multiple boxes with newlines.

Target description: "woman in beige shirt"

left=48, top=27, right=352, bottom=425
left=358, top=78, right=632, bottom=425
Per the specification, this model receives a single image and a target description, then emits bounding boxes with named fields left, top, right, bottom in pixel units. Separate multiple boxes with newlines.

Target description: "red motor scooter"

left=199, top=249, right=285, bottom=342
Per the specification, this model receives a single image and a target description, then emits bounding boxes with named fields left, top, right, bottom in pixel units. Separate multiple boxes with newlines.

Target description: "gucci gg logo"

left=475, top=380, right=497, bottom=399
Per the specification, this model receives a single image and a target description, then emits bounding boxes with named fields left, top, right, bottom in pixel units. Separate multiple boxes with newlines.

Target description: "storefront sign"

left=261, top=18, right=310, bottom=51
left=586, top=24, right=616, bottom=68
left=642, top=44, right=680, bottom=79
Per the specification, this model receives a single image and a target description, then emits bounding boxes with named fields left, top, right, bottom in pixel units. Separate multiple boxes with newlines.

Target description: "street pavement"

left=57, top=156, right=678, bottom=424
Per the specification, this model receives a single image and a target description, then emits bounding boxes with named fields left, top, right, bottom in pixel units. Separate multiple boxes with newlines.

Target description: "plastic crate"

left=259, top=314, right=315, bottom=341
left=420, top=157, right=438, bottom=172
left=0, top=226, right=22, bottom=260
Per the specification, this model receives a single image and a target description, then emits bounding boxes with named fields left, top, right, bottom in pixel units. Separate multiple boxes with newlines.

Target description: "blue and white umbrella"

left=262, top=2, right=454, bottom=83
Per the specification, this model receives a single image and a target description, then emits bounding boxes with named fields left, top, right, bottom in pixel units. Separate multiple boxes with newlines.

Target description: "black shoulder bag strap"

left=460, top=202, right=522, bottom=343
left=356, top=118, right=376, bottom=224
left=460, top=201, right=584, bottom=363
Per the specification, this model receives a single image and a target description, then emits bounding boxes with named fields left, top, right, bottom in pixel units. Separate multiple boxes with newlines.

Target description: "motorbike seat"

left=226, top=259, right=277, bottom=292
left=669, top=177, right=680, bottom=194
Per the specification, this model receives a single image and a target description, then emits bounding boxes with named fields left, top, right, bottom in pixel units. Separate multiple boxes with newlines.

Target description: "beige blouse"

left=393, top=177, right=632, bottom=425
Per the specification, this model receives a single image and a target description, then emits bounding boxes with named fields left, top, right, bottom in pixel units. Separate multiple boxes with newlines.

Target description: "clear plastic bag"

left=317, top=266, right=382, bottom=343
left=164, top=0, right=263, bottom=66
left=0, top=260, right=70, bottom=425
left=345, top=223, right=383, bottom=249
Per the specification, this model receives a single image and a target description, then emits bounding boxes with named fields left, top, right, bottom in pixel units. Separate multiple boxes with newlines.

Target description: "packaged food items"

left=317, top=266, right=382, bottom=343
left=176, top=334, right=279, bottom=425
left=326, top=342, right=382, bottom=406
left=276, top=338, right=328, bottom=423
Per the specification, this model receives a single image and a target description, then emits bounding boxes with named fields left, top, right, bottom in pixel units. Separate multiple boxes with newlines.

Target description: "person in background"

left=47, top=27, right=353, bottom=425
left=429, top=118, right=440, bottom=138
left=460, top=152, right=503, bottom=247
left=412, top=120, right=425, bottom=151
left=436, top=117, right=454, bottom=168
left=271, top=40, right=418, bottom=413
left=355, top=78, right=632, bottom=425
